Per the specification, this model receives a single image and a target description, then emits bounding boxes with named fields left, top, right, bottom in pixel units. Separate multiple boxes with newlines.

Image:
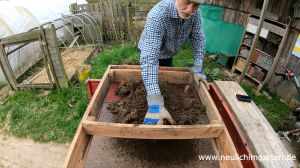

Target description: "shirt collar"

left=169, top=0, right=180, bottom=19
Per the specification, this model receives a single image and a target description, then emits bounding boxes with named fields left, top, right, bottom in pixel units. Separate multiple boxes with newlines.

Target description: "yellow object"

left=77, top=64, right=91, bottom=82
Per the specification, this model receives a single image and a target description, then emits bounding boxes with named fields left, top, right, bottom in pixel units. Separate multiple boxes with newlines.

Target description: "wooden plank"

left=193, top=77, right=223, bottom=124
left=0, top=29, right=40, bottom=45
left=0, top=54, right=12, bottom=90
left=40, top=26, right=59, bottom=88
left=117, top=0, right=124, bottom=40
left=17, top=83, right=53, bottom=88
left=0, top=44, right=18, bottom=90
left=68, top=35, right=80, bottom=48
left=111, top=69, right=190, bottom=84
left=49, top=25, right=68, bottom=89
left=63, top=66, right=111, bottom=168
left=63, top=125, right=93, bottom=168
left=111, top=0, right=120, bottom=39
left=213, top=129, right=243, bottom=168
left=125, top=6, right=132, bottom=40
left=248, top=17, right=285, bottom=36
left=83, top=65, right=111, bottom=120
left=214, top=81, right=294, bottom=168
left=110, top=65, right=189, bottom=72
left=6, top=42, right=31, bottom=56
left=82, top=120, right=224, bottom=139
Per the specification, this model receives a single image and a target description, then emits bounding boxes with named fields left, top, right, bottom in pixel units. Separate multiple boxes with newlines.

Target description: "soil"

left=86, top=103, right=218, bottom=168
left=85, top=136, right=219, bottom=168
left=107, top=81, right=208, bottom=125
left=29, top=46, right=94, bottom=84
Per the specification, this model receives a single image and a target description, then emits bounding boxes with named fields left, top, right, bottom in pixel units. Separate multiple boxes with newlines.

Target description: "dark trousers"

left=159, top=58, right=173, bottom=67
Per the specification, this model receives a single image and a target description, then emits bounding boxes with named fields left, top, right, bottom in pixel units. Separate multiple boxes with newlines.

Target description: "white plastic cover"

left=0, top=0, right=87, bottom=82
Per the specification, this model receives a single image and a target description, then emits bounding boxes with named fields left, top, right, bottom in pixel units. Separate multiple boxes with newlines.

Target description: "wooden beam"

left=109, top=65, right=189, bottom=72
left=6, top=42, right=31, bottom=56
left=82, top=120, right=224, bottom=139
left=212, top=130, right=243, bottom=168
left=0, top=44, right=18, bottom=90
left=214, top=81, right=295, bottom=168
left=17, top=83, right=53, bottom=89
left=50, top=24, right=68, bottom=89
left=68, top=35, right=80, bottom=48
left=111, top=69, right=191, bottom=84
left=82, top=66, right=111, bottom=119
left=40, top=26, right=59, bottom=88
left=39, top=37, right=54, bottom=87
left=193, top=77, right=223, bottom=124
left=63, top=125, right=93, bottom=168
left=0, top=29, right=40, bottom=45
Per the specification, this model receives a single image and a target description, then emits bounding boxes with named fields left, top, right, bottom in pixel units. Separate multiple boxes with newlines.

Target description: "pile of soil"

left=107, top=81, right=208, bottom=125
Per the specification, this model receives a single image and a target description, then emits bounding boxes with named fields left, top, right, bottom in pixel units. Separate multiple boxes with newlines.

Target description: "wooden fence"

left=0, top=25, right=68, bottom=90
left=72, top=0, right=157, bottom=42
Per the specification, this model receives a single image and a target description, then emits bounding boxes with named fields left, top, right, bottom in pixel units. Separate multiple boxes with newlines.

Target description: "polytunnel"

left=0, top=0, right=102, bottom=86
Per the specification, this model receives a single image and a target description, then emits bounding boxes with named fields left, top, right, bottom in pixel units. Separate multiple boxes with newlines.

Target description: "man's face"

left=175, top=0, right=200, bottom=19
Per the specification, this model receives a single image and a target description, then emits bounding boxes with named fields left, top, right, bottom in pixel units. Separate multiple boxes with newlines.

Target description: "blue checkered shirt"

left=138, top=0, right=206, bottom=96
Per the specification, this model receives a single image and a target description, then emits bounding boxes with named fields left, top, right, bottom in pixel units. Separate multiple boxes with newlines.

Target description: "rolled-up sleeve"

left=189, top=11, right=206, bottom=70
left=140, top=16, right=164, bottom=95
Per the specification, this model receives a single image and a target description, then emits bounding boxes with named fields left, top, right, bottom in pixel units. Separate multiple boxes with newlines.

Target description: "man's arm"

left=189, top=11, right=206, bottom=71
left=140, top=16, right=164, bottom=96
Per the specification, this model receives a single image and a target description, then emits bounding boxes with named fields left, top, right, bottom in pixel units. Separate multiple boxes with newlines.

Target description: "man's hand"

left=194, top=72, right=210, bottom=90
left=143, top=95, right=176, bottom=125
left=189, top=66, right=210, bottom=90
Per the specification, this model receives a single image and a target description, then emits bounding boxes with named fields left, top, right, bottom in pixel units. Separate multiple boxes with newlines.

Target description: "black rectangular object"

left=236, top=94, right=251, bottom=102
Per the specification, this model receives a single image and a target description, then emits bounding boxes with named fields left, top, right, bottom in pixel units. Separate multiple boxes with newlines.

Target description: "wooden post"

left=39, top=36, right=54, bottom=88
left=126, top=5, right=132, bottom=40
left=0, top=44, right=19, bottom=90
left=259, top=21, right=291, bottom=91
left=112, top=0, right=120, bottom=40
left=43, top=25, right=68, bottom=89
left=237, top=0, right=269, bottom=84
left=117, top=0, right=124, bottom=41
left=40, top=26, right=60, bottom=88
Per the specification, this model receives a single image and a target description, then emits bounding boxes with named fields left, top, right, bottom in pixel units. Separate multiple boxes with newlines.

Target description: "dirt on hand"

left=107, top=81, right=208, bottom=125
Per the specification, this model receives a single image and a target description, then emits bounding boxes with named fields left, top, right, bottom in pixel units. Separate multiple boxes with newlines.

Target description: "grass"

left=0, top=84, right=89, bottom=143
left=0, top=43, right=139, bottom=143
left=0, top=42, right=291, bottom=143
left=241, top=84, right=290, bottom=132
left=0, top=82, right=5, bottom=90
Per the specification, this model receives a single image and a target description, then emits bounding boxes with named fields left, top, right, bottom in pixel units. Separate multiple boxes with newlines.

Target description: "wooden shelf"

left=234, top=67, right=262, bottom=84
left=244, top=32, right=281, bottom=46
left=237, top=55, right=269, bottom=71
left=242, top=43, right=273, bottom=57
left=232, top=13, right=287, bottom=90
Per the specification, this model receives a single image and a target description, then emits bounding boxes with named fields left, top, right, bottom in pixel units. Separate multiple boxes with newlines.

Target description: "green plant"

left=203, top=67, right=221, bottom=81
left=241, top=83, right=290, bottom=131
left=0, top=82, right=5, bottom=90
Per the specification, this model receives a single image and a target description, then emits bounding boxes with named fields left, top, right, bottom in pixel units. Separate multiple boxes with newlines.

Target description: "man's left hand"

left=189, top=66, right=210, bottom=90
left=194, top=72, right=210, bottom=90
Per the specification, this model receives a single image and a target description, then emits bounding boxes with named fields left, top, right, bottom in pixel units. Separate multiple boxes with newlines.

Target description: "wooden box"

left=63, top=65, right=242, bottom=168
left=236, top=57, right=246, bottom=71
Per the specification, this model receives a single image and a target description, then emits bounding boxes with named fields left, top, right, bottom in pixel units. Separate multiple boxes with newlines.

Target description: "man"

left=138, top=0, right=208, bottom=125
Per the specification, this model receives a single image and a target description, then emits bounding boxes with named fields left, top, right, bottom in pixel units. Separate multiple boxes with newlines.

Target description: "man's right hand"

left=143, top=95, right=176, bottom=125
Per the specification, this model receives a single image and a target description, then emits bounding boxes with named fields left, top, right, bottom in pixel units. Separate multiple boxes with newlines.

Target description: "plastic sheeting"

left=0, top=0, right=87, bottom=82
left=200, top=4, right=244, bottom=56
left=0, top=0, right=87, bottom=38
